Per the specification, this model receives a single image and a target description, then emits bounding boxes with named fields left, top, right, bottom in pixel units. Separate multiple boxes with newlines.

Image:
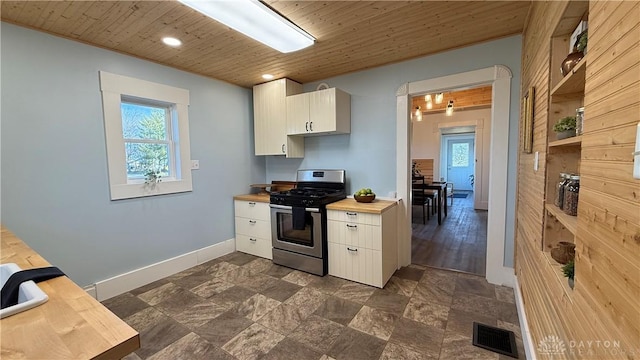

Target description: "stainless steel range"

left=270, top=169, right=346, bottom=276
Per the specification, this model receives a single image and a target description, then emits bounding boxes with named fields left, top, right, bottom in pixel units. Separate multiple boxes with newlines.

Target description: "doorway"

left=411, top=107, right=488, bottom=275
left=396, top=65, right=514, bottom=286
left=443, top=135, right=475, bottom=191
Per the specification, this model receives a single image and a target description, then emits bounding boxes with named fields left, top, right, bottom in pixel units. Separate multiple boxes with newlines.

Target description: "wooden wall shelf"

left=549, top=135, right=582, bottom=148
left=546, top=203, right=578, bottom=235
left=551, top=55, right=587, bottom=99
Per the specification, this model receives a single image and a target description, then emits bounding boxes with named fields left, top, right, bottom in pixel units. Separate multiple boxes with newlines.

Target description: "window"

left=100, top=71, right=192, bottom=200
left=451, top=143, right=469, bottom=167
left=121, top=99, right=173, bottom=180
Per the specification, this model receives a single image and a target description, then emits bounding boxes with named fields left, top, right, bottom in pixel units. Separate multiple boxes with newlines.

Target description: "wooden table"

left=1, top=227, right=140, bottom=359
left=412, top=177, right=448, bottom=225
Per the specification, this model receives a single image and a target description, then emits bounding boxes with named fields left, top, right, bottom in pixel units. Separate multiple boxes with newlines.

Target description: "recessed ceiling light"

left=262, top=74, right=274, bottom=80
left=162, top=37, right=182, bottom=47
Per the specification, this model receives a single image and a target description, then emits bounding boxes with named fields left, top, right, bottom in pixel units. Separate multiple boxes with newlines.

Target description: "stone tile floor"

left=103, top=252, right=526, bottom=360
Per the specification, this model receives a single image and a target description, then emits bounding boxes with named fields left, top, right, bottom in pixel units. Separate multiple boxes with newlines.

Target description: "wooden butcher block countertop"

left=0, top=226, right=139, bottom=360
left=233, top=193, right=271, bottom=203
left=326, top=198, right=397, bottom=214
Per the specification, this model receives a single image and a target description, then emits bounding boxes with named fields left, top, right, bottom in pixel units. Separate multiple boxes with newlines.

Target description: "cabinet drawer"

left=327, top=210, right=380, bottom=225
left=235, top=218, right=271, bottom=238
left=234, top=200, right=270, bottom=221
left=328, top=242, right=381, bottom=287
left=327, top=220, right=381, bottom=251
left=236, top=234, right=272, bottom=260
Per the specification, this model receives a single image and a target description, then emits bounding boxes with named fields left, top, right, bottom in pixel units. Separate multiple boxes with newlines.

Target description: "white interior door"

left=446, top=138, right=475, bottom=191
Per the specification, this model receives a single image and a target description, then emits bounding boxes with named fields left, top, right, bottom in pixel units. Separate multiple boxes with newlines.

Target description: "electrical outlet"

left=191, top=160, right=200, bottom=170
left=534, top=151, right=539, bottom=171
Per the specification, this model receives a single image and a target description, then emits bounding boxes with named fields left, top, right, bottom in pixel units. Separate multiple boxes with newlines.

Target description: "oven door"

left=270, top=205, right=323, bottom=258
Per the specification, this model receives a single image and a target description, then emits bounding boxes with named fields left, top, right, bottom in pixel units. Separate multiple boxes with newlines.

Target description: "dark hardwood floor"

left=411, top=191, right=488, bottom=276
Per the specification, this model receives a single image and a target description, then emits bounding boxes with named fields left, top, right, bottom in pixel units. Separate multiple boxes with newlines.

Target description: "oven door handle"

left=269, top=204, right=320, bottom=213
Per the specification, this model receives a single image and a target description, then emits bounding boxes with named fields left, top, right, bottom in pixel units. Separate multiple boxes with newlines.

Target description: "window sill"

left=110, top=179, right=192, bottom=200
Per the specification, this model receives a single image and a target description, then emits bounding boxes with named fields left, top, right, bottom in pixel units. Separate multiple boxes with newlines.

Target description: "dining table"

left=412, top=176, right=448, bottom=225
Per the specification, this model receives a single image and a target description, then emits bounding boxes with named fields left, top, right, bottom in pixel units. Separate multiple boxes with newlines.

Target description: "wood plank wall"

left=516, top=1, right=640, bottom=358
left=413, top=159, right=434, bottom=182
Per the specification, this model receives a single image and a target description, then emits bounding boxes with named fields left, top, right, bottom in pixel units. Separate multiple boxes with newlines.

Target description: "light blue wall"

left=266, top=35, right=522, bottom=267
left=1, top=23, right=266, bottom=286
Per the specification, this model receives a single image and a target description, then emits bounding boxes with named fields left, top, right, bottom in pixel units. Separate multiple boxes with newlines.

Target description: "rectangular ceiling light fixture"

left=179, top=0, right=315, bottom=53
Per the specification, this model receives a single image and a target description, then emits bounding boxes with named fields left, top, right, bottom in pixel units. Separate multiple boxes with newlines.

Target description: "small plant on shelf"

left=562, top=259, right=575, bottom=289
left=576, top=30, right=588, bottom=53
left=553, top=116, right=577, bottom=140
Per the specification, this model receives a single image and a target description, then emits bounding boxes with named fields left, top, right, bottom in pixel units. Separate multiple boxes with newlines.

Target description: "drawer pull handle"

left=347, top=247, right=358, bottom=252
left=346, top=224, right=358, bottom=228
left=249, top=238, right=257, bottom=242
left=346, top=212, right=357, bottom=216
left=249, top=220, right=257, bottom=224
left=248, top=202, right=256, bottom=206
left=305, top=122, right=309, bottom=131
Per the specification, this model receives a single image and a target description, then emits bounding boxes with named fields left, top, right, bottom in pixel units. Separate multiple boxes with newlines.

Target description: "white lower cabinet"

left=328, top=242, right=382, bottom=287
left=234, top=200, right=272, bottom=259
left=327, top=206, right=397, bottom=287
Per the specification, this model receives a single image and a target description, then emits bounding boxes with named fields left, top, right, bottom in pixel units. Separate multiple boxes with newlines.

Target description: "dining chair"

left=412, top=188, right=430, bottom=223
left=412, top=182, right=437, bottom=222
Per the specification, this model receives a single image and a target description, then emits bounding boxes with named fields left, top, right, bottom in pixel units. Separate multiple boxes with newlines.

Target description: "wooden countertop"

left=0, top=227, right=139, bottom=360
left=233, top=193, right=271, bottom=203
left=326, top=198, right=398, bottom=214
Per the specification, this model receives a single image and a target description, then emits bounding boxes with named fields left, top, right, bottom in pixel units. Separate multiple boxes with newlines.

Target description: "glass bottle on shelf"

left=563, top=175, right=580, bottom=216
left=576, top=107, right=585, bottom=135
left=554, top=173, right=569, bottom=209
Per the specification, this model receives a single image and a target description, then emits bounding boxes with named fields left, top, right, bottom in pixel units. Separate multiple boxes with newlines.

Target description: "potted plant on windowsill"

left=144, top=169, right=162, bottom=189
left=562, top=259, right=575, bottom=289
left=553, top=116, right=577, bottom=140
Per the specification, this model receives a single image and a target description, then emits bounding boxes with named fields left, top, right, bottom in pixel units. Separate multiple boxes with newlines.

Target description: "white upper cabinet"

left=285, top=92, right=309, bottom=135
left=253, top=79, right=304, bottom=157
left=286, top=88, right=351, bottom=136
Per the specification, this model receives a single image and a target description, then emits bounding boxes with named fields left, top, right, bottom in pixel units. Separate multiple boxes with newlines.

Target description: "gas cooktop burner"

left=270, top=169, right=347, bottom=208
left=284, top=188, right=341, bottom=197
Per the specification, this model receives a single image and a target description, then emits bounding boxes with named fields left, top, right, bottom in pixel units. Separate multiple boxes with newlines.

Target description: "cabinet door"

left=254, top=80, right=286, bottom=155
left=236, top=234, right=272, bottom=259
left=328, top=242, right=382, bottom=287
left=286, top=92, right=310, bottom=135
left=309, top=88, right=336, bottom=133
left=235, top=218, right=271, bottom=238
left=254, top=79, right=303, bottom=156
left=327, top=210, right=381, bottom=225
left=234, top=201, right=270, bottom=221
left=309, top=88, right=351, bottom=134
left=327, top=220, right=382, bottom=250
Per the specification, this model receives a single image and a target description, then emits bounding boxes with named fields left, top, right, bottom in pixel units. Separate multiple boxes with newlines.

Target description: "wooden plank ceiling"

left=0, top=1, right=530, bottom=88
left=411, top=85, right=492, bottom=114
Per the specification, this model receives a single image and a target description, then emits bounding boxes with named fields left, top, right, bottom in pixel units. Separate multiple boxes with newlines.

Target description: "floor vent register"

left=472, top=322, right=519, bottom=358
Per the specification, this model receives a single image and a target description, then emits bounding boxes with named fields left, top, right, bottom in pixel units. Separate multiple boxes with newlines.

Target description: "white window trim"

left=100, top=71, right=192, bottom=200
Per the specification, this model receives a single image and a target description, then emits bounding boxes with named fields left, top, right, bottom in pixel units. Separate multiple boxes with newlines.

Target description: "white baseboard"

left=487, top=266, right=515, bottom=287
left=94, top=238, right=235, bottom=301
left=514, top=275, right=537, bottom=360
left=83, top=285, right=97, bottom=299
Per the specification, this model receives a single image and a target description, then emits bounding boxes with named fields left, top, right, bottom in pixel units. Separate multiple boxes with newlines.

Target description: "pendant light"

left=425, top=94, right=433, bottom=109
left=414, top=106, right=423, bottom=122
left=435, top=93, right=444, bottom=104
left=446, top=100, right=454, bottom=116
